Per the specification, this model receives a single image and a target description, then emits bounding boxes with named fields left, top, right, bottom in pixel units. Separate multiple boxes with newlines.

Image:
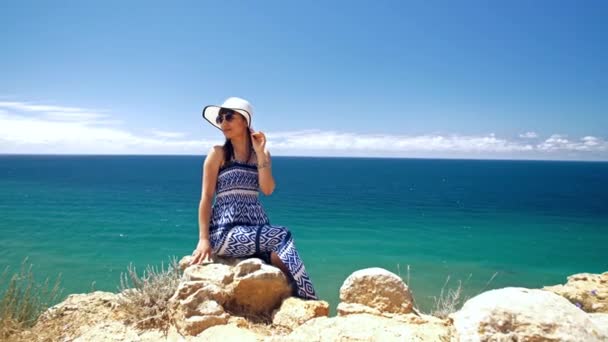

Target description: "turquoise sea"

left=1, top=155, right=607, bottom=313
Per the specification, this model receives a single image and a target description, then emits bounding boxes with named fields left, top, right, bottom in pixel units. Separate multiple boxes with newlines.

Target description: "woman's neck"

left=230, top=135, right=250, bottom=161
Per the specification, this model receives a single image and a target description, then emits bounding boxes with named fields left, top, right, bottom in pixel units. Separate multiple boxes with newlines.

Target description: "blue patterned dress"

left=208, top=157, right=318, bottom=300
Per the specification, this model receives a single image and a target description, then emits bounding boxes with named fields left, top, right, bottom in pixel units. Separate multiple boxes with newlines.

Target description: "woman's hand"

left=250, top=129, right=266, bottom=153
left=190, top=239, right=212, bottom=265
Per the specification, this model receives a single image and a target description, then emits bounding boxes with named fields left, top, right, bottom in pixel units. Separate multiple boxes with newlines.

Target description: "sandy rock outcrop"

left=544, top=271, right=608, bottom=313
left=24, top=259, right=607, bottom=342
left=451, top=287, right=607, bottom=342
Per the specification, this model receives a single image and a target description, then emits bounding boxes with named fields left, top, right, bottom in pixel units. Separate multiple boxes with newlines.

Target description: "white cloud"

left=537, top=134, right=608, bottom=152
left=45, top=111, right=107, bottom=121
left=0, top=101, right=213, bottom=155
left=1, top=100, right=607, bottom=160
left=264, top=130, right=606, bottom=159
left=150, top=130, right=187, bottom=139
left=267, top=130, right=534, bottom=153
left=519, top=131, right=538, bottom=139
left=0, top=101, right=91, bottom=113
left=0, top=101, right=121, bottom=125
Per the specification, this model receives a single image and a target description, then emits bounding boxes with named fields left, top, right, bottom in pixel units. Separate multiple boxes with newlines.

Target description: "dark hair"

left=222, top=114, right=254, bottom=165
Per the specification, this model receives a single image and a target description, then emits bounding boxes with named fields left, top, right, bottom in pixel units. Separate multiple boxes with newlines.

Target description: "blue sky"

left=1, top=0, right=607, bottom=160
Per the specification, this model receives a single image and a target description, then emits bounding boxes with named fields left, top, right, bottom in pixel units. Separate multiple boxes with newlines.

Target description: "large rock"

left=272, top=297, right=330, bottom=330
left=171, top=256, right=292, bottom=336
left=229, top=258, right=292, bottom=314
left=544, top=272, right=608, bottom=313
left=338, top=267, right=414, bottom=315
left=451, top=287, right=607, bottom=342
left=271, top=313, right=452, bottom=342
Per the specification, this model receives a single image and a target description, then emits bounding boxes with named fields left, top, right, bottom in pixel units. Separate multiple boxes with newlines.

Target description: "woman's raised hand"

left=250, top=129, right=266, bottom=153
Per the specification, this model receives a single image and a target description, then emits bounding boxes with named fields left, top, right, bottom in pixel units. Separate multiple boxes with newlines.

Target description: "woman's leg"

left=211, top=225, right=318, bottom=300
left=211, top=226, right=257, bottom=257
left=258, top=225, right=318, bottom=300
left=270, top=252, right=289, bottom=275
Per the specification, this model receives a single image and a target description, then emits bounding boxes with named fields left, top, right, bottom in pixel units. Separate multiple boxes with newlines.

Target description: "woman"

left=189, top=96, right=318, bottom=300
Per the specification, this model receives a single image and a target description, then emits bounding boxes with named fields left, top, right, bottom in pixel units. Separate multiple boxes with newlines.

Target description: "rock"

left=451, top=287, right=607, bottom=342
left=180, top=313, right=230, bottom=336
left=272, top=313, right=452, bottom=342
left=170, top=281, right=228, bottom=305
left=179, top=255, right=194, bottom=270
left=339, top=267, right=413, bottom=315
left=336, top=302, right=382, bottom=316
left=71, top=320, right=260, bottom=342
left=183, top=299, right=225, bottom=319
left=172, top=297, right=230, bottom=336
left=183, top=263, right=234, bottom=285
left=228, top=258, right=292, bottom=315
left=272, top=297, right=330, bottom=330
left=544, top=272, right=608, bottom=313
left=228, top=315, right=250, bottom=328
left=73, top=321, right=153, bottom=342
left=40, top=291, right=119, bottom=322
left=589, top=313, right=608, bottom=338
left=170, top=257, right=292, bottom=336
left=27, top=266, right=608, bottom=342
left=234, top=258, right=264, bottom=276
left=387, top=311, right=450, bottom=326
left=169, top=280, right=231, bottom=336
left=179, top=255, right=241, bottom=271
left=198, top=324, right=263, bottom=341
left=31, top=291, right=122, bottom=341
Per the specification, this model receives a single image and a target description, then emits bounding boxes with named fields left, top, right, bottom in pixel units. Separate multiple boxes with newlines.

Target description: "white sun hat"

left=202, top=97, right=253, bottom=130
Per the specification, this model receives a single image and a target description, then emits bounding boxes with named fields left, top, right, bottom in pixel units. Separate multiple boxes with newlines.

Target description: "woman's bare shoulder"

left=205, top=145, right=224, bottom=168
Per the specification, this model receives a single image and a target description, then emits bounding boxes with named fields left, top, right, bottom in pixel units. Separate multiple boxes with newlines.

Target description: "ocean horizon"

left=1, top=154, right=607, bottom=314
left=3, top=152, right=608, bottom=162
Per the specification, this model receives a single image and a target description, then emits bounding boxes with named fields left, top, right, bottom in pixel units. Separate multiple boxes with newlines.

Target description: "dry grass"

left=429, top=273, right=471, bottom=318
left=430, top=271, right=499, bottom=318
left=397, top=263, right=421, bottom=312
left=0, top=257, right=62, bottom=341
left=116, top=256, right=182, bottom=334
left=397, top=263, right=499, bottom=318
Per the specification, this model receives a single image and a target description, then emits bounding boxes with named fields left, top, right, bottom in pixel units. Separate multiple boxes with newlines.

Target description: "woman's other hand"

left=250, top=129, right=266, bottom=153
left=190, top=239, right=212, bottom=265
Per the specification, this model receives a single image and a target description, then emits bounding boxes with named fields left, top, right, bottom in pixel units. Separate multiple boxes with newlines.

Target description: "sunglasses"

left=215, top=108, right=239, bottom=125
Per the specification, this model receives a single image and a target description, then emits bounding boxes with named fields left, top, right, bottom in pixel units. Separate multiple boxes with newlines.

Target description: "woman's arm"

left=198, top=146, right=221, bottom=241
left=190, top=146, right=222, bottom=266
left=257, top=148, right=275, bottom=196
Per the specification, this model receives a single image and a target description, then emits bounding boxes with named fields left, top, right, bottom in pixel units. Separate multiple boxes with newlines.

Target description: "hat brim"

left=202, top=105, right=252, bottom=130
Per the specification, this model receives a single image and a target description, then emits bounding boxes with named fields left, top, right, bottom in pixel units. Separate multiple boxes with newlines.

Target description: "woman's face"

left=220, top=112, right=248, bottom=139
